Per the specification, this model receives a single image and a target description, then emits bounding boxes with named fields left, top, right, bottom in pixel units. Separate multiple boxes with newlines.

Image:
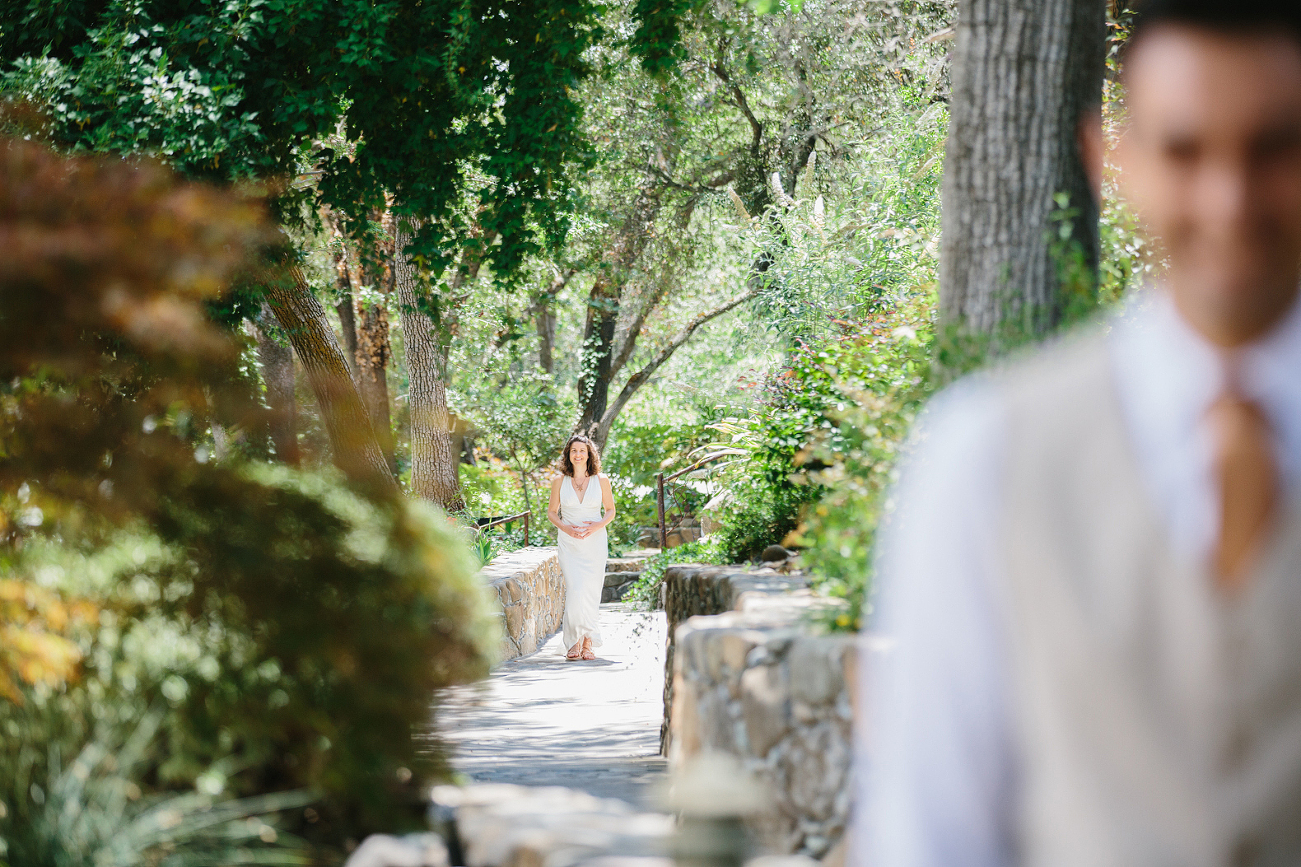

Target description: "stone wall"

left=661, top=565, right=812, bottom=751
left=479, top=547, right=564, bottom=661
left=662, top=564, right=855, bottom=859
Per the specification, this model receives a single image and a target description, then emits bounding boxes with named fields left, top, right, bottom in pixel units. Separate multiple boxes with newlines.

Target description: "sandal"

left=580, top=637, right=596, bottom=661
left=566, top=642, right=581, bottom=660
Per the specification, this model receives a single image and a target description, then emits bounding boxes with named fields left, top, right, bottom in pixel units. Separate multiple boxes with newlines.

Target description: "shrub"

left=623, top=538, right=726, bottom=609
left=602, top=420, right=718, bottom=551
left=0, top=137, right=496, bottom=860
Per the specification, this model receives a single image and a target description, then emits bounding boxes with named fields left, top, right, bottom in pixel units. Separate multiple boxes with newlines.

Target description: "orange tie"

left=1206, top=379, right=1278, bottom=589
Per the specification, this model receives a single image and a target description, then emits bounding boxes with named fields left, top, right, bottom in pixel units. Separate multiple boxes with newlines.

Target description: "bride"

left=547, top=434, right=616, bottom=661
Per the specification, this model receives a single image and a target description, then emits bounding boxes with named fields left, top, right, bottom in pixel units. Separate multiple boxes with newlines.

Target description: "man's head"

left=1115, top=2, right=1301, bottom=346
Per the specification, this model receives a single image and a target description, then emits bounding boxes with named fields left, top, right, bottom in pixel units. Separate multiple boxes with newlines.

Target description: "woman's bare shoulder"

left=550, top=473, right=565, bottom=487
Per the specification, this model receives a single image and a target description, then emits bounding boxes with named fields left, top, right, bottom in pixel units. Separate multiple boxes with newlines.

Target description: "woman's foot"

left=580, top=636, right=596, bottom=660
left=566, top=642, right=582, bottom=660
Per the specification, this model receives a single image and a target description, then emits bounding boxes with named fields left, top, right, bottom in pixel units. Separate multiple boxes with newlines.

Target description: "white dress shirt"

left=855, top=288, right=1301, bottom=867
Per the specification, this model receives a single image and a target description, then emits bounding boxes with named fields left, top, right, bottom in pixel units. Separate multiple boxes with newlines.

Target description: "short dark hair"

left=1126, top=0, right=1301, bottom=61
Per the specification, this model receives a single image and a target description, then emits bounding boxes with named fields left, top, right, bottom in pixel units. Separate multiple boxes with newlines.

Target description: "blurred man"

left=857, top=3, right=1301, bottom=865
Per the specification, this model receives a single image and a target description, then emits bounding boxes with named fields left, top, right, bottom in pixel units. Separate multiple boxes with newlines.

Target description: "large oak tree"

left=0, top=0, right=603, bottom=489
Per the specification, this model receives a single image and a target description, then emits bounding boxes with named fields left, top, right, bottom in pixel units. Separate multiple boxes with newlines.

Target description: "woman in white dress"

left=547, top=435, right=616, bottom=661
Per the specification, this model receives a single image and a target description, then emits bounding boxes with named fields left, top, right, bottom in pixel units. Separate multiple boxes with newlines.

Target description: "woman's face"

left=568, top=442, right=588, bottom=471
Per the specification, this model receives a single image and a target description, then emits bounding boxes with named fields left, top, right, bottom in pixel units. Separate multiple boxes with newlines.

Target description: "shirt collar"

left=1113, top=284, right=1301, bottom=479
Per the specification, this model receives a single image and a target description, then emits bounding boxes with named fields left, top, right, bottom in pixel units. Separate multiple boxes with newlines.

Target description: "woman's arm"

left=547, top=476, right=575, bottom=537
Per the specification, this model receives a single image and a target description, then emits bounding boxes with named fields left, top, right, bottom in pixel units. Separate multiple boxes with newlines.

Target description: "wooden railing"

left=655, top=451, right=733, bottom=549
left=475, top=510, right=531, bottom=547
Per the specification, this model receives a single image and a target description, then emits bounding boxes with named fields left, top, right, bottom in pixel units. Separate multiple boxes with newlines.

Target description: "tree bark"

left=351, top=255, right=397, bottom=474
left=335, top=294, right=358, bottom=377
left=262, top=262, right=396, bottom=491
left=325, top=210, right=359, bottom=378
left=575, top=184, right=663, bottom=438
left=940, top=0, right=1106, bottom=341
left=253, top=308, right=300, bottom=466
left=393, top=221, right=465, bottom=512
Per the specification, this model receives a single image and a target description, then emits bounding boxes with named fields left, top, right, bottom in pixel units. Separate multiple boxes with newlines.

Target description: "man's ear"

left=1077, top=108, right=1104, bottom=204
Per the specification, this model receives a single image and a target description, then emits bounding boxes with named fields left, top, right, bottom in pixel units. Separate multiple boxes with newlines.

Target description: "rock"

left=498, top=576, right=524, bottom=604
left=504, top=604, right=526, bottom=643
left=430, top=784, right=672, bottom=867
left=602, top=580, right=636, bottom=603
left=788, top=641, right=839, bottom=707
left=344, top=834, right=449, bottom=867
left=607, top=555, right=652, bottom=573
left=480, top=547, right=565, bottom=663
left=740, top=665, right=789, bottom=757
left=760, top=545, right=790, bottom=562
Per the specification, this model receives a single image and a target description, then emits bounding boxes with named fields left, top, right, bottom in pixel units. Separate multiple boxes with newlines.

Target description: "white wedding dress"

left=557, top=474, right=607, bottom=650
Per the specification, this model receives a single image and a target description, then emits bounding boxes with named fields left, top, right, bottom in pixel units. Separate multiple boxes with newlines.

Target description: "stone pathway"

left=435, top=602, right=669, bottom=808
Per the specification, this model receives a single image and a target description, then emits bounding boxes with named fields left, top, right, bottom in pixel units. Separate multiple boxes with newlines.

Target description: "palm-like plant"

left=2, top=707, right=316, bottom=867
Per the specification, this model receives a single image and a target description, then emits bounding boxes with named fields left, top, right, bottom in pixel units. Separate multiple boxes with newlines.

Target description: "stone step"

left=602, top=583, right=634, bottom=603
left=607, top=555, right=653, bottom=573
left=604, top=570, right=642, bottom=588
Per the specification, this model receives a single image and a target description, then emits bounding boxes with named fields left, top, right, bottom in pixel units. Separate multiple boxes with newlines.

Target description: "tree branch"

left=608, top=196, right=699, bottom=382
left=710, top=45, right=763, bottom=154
left=597, top=288, right=758, bottom=440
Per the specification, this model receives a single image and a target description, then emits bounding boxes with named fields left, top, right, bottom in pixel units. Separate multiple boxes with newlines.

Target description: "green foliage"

left=1, top=699, right=316, bottom=867
left=459, top=368, right=573, bottom=517
left=0, top=140, right=496, bottom=856
left=787, top=298, right=934, bottom=630
left=700, top=297, right=933, bottom=623
left=743, top=96, right=947, bottom=338
left=623, top=538, right=726, bottom=608
left=601, top=420, right=718, bottom=549
left=628, top=0, right=698, bottom=77
left=702, top=75, right=945, bottom=567
left=706, top=409, right=819, bottom=563
left=0, top=0, right=603, bottom=279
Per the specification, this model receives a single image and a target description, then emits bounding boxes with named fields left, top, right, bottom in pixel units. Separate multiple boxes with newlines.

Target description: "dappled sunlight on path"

left=435, top=603, right=668, bottom=807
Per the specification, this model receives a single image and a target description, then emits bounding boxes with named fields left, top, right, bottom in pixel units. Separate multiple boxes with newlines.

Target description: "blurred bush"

left=786, top=300, right=934, bottom=631
left=0, top=137, right=495, bottom=862
left=701, top=295, right=933, bottom=624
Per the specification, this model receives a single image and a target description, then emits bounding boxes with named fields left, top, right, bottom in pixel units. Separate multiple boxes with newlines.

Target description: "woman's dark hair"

left=1125, top=0, right=1301, bottom=63
left=559, top=434, right=602, bottom=477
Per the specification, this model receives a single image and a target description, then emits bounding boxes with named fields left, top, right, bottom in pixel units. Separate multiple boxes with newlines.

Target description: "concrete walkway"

left=435, top=603, right=669, bottom=808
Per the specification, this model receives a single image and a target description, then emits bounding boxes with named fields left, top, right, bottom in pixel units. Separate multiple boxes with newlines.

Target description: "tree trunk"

left=940, top=0, right=1106, bottom=342
left=253, top=308, right=300, bottom=466
left=575, top=185, right=663, bottom=438
left=335, top=294, right=358, bottom=377
left=575, top=273, right=621, bottom=438
left=393, top=222, right=466, bottom=512
left=536, top=299, right=556, bottom=375
left=534, top=269, right=571, bottom=376
left=353, top=295, right=395, bottom=474
left=325, top=209, right=360, bottom=378
left=262, top=262, right=396, bottom=491
left=590, top=288, right=757, bottom=448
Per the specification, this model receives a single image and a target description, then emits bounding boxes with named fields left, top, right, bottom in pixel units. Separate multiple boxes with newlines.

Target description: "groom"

left=858, top=2, right=1301, bottom=865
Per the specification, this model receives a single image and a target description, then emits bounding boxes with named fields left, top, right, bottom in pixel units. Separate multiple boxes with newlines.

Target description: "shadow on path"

left=434, top=603, right=668, bottom=807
